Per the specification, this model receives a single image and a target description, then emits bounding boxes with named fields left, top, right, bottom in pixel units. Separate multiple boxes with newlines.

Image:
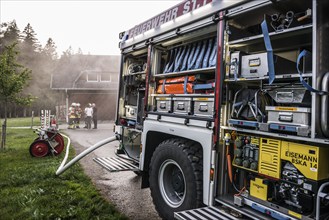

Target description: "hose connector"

left=224, top=133, right=231, bottom=145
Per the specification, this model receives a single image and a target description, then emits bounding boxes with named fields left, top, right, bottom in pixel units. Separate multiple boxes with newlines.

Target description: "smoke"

left=52, top=54, right=120, bottom=120
left=0, top=20, right=120, bottom=120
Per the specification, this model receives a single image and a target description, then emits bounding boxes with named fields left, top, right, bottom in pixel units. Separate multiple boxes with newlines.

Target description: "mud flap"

left=93, top=157, right=140, bottom=172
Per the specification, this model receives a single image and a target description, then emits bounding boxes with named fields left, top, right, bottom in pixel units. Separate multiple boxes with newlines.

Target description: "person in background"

left=83, top=104, right=88, bottom=128
left=75, top=103, right=82, bottom=128
left=85, top=103, right=93, bottom=129
left=92, top=103, right=98, bottom=129
left=68, top=103, right=77, bottom=129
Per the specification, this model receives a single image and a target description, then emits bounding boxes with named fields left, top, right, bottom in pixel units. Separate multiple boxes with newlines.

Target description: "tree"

left=19, top=24, right=49, bottom=115
left=43, top=38, right=58, bottom=60
left=0, top=43, right=33, bottom=149
left=62, top=46, right=74, bottom=58
left=21, top=23, right=41, bottom=53
left=77, top=47, right=83, bottom=55
left=0, top=20, right=20, bottom=52
left=58, top=46, right=74, bottom=66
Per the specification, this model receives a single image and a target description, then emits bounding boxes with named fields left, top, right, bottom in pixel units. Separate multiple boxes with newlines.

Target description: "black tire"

left=149, top=138, right=203, bottom=220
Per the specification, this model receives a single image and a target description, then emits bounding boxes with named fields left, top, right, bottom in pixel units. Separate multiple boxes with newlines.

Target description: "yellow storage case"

left=259, top=138, right=281, bottom=179
left=250, top=177, right=268, bottom=201
left=281, top=141, right=329, bottom=181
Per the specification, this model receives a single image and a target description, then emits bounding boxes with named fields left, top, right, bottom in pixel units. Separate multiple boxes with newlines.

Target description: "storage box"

left=241, top=53, right=295, bottom=78
left=172, top=97, right=192, bottom=115
left=266, top=106, right=311, bottom=127
left=125, top=105, right=138, bottom=120
left=155, top=97, right=172, bottom=113
left=193, top=97, right=214, bottom=117
left=266, top=86, right=311, bottom=105
left=250, top=178, right=268, bottom=201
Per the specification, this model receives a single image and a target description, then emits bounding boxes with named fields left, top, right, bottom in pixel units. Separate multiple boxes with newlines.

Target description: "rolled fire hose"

left=56, top=134, right=119, bottom=175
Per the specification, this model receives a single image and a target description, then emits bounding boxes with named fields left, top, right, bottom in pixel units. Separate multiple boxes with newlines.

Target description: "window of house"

left=100, top=72, right=111, bottom=82
left=87, top=72, right=98, bottom=82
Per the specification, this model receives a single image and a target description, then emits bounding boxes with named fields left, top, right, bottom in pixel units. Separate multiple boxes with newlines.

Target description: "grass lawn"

left=2, top=117, right=41, bottom=127
left=0, top=128, right=127, bottom=220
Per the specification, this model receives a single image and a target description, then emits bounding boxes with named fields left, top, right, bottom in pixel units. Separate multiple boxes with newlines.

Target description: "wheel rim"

left=30, top=141, right=49, bottom=157
left=159, top=159, right=186, bottom=208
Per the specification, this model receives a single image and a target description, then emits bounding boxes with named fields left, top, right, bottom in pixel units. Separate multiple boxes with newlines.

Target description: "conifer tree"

left=21, top=23, right=40, bottom=53
left=43, top=38, right=58, bottom=60
left=0, top=20, right=20, bottom=51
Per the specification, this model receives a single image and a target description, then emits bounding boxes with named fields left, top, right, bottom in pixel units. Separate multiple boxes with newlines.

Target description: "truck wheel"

left=149, top=138, right=203, bottom=220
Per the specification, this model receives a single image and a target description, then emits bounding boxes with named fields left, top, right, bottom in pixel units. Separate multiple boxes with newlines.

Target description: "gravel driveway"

left=59, top=122, right=160, bottom=220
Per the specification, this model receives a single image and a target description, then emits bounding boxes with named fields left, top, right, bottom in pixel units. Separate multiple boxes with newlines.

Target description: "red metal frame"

left=143, top=45, right=152, bottom=114
left=213, top=12, right=225, bottom=145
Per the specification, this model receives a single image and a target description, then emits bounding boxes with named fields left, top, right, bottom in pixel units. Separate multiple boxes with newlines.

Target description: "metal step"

left=175, top=206, right=240, bottom=220
left=93, top=157, right=139, bottom=172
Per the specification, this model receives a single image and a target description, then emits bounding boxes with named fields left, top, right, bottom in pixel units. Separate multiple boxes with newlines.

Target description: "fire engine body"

left=95, top=0, right=329, bottom=219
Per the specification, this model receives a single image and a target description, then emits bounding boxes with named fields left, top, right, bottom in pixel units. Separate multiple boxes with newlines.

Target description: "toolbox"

left=193, top=96, right=214, bottom=117
left=266, top=106, right=311, bottom=127
left=125, top=105, right=138, bottom=120
left=241, top=53, right=295, bottom=78
left=172, top=97, right=192, bottom=115
left=266, top=85, right=311, bottom=105
left=155, top=96, right=172, bottom=113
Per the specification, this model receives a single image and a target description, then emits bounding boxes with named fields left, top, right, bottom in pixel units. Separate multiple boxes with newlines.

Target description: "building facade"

left=51, top=55, right=120, bottom=121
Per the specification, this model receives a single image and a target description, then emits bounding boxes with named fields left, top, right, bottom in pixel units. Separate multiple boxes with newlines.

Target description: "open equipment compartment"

left=224, top=0, right=313, bottom=137
left=116, top=48, right=148, bottom=161
left=149, top=24, right=217, bottom=120
left=117, top=48, right=147, bottom=129
left=217, top=0, right=329, bottom=220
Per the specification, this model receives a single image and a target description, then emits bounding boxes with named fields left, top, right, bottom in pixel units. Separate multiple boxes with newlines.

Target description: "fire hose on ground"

left=56, top=134, right=119, bottom=175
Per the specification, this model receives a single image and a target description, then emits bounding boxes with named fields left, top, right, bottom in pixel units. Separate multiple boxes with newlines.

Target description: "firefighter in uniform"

left=68, top=103, right=77, bottom=129
left=75, top=103, right=82, bottom=128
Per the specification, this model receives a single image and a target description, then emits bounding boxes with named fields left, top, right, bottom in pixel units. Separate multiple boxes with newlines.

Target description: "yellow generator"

left=232, top=135, right=329, bottom=217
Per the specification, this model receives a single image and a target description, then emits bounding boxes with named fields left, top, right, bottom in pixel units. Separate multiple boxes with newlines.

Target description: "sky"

left=0, top=0, right=180, bottom=55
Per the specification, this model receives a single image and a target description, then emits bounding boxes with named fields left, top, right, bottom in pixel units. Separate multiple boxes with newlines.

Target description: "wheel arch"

left=140, top=120, right=213, bottom=206
left=143, top=130, right=181, bottom=176
left=141, top=131, right=203, bottom=186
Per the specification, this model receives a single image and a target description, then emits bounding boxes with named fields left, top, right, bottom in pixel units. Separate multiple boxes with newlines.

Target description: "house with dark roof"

left=51, top=54, right=120, bottom=121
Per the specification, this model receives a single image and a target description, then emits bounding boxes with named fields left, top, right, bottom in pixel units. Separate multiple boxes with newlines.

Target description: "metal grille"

left=93, top=157, right=139, bottom=172
left=175, top=206, right=238, bottom=220
left=259, top=138, right=281, bottom=179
